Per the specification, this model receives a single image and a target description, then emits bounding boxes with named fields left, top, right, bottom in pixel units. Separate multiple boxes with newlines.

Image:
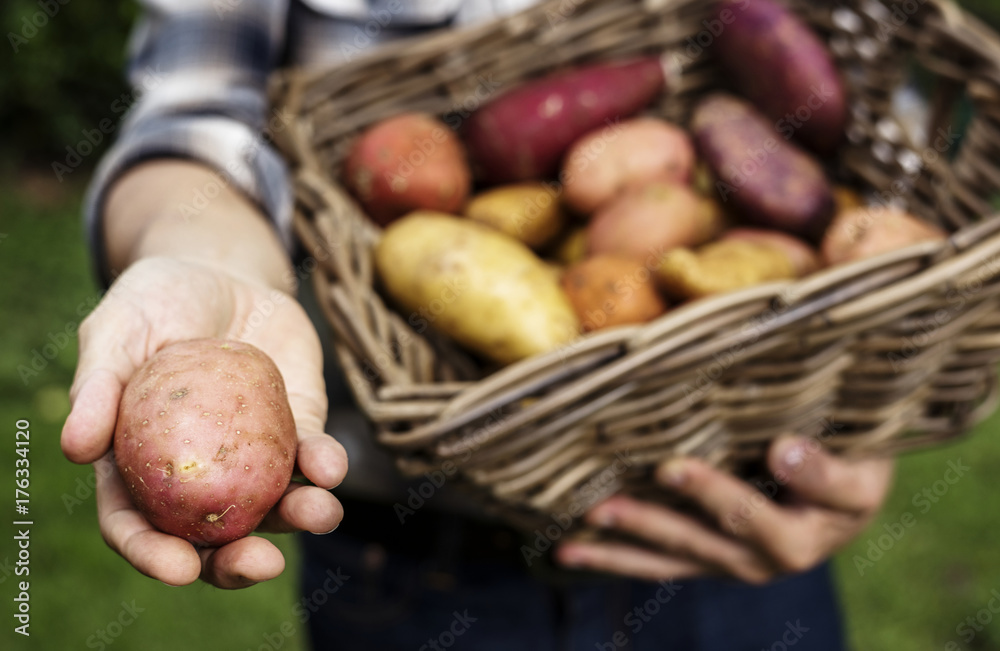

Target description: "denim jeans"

left=299, top=498, right=845, bottom=651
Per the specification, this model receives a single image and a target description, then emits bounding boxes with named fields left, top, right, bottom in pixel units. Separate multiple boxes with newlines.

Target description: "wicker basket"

left=272, top=0, right=1000, bottom=530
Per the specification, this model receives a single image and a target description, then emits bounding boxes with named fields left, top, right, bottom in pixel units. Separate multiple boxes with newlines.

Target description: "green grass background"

left=4, top=177, right=1000, bottom=651
left=5, top=1, right=1000, bottom=650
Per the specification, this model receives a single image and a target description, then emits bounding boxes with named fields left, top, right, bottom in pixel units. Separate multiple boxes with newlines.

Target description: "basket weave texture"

left=272, top=0, right=1000, bottom=526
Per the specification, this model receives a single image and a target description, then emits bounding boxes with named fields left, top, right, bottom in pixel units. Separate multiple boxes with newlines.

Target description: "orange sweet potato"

left=561, top=255, right=667, bottom=331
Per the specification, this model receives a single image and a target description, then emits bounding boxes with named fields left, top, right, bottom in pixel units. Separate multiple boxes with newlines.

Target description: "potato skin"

left=713, top=0, right=847, bottom=154
left=692, top=93, right=834, bottom=243
left=464, top=182, right=566, bottom=249
left=562, top=117, right=694, bottom=214
left=114, top=339, right=296, bottom=547
left=821, top=206, right=946, bottom=265
left=344, top=113, right=471, bottom=226
left=548, top=227, right=589, bottom=266
left=561, top=255, right=667, bottom=331
left=656, top=240, right=796, bottom=299
left=463, top=57, right=666, bottom=184
left=587, top=182, right=720, bottom=262
left=375, top=211, right=580, bottom=364
left=721, top=228, right=821, bottom=277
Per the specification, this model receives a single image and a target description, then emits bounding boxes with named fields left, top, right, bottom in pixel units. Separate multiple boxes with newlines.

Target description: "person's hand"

left=555, top=436, right=894, bottom=583
left=61, top=256, right=348, bottom=589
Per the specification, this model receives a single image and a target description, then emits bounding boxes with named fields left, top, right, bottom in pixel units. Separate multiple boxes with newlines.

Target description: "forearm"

left=104, top=160, right=295, bottom=294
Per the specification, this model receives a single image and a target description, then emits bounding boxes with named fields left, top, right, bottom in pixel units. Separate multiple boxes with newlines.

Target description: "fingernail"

left=312, top=524, right=339, bottom=535
left=779, top=438, right=807, bottom=472
left=659, top=459, right=688, bottom=487
left=160, top=581, right=181, bottom=588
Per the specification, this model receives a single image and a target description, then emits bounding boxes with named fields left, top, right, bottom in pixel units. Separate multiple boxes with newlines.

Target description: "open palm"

left=61, top=256, right=347, bottom=588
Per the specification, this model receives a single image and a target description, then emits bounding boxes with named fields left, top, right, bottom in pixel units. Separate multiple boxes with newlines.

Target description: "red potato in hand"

left=344, top=113, right=471, bottom=226
left=587, top=182, right=721, bottom=262
left=114, top=339, right=297, bottom=547
left=822, top=206, right=946, bottom=265
left=562, top=117, right=695, bottom=215
left=463, top=57, right=666, bottom=184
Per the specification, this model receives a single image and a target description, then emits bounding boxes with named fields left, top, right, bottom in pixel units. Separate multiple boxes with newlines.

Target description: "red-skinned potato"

left=692, top=93, right=835, bottom=243
left=561, top=255, right=667, bottom=331
left=463, top=57, right=666, bottom=184
left=821, top=206, right=946, bottom=265
left=114, top=339, right=297, bottom=547
left=344, top=113, right=471, bottom=226
left=562, top=117, right=695, bottom=214
left=712, top=0, right=847, bottom=154
left=721, top=228, right=821, bottom=277
left=587, top=182, right=721, bottom=262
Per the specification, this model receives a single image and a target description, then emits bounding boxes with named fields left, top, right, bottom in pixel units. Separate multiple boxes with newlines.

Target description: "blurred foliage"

left=1, top=0, right=136, bottom=168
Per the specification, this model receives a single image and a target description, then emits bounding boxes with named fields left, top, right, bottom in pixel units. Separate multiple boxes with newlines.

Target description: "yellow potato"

left=548, top=227, right=588, bottom=266
left=464, top=183, right=567, bottom=249
left=656, top=240, right=796, bottom=299
left=375, top=211, right=581, bottom=364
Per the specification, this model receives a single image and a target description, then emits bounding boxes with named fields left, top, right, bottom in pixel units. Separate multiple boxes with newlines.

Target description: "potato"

left=463, top=57, right=666, bottom=184
left=562, top=117, right=694, bottom=214
left=464, top=182, right=566, bottom=249
left=692, top=93, right=835, bottom=243
left=656, top=240, right=796, bottom=299
left=833, top=185, right=864, bottom=214
left=587, top=182, right=721, bottom=262
left=691, top=160, right=716, bottom=197
left=721, top=228, right=821, bottom=276
left=562, top=255, right=667, bottom=331
left=548, top=227, right=588, bottom=266
left=821, top=206, right=947, bottom=265
left=375, top=211, right=580, bottom=364
left=114, top=339, right=296, bottom=547
left=712, top=0, right=847, bottom=154
left=344, top=113, right=471, bottom=226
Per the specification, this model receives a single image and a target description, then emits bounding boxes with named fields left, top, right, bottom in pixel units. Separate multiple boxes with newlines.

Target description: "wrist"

left=104, top=160, right=295, bottom=295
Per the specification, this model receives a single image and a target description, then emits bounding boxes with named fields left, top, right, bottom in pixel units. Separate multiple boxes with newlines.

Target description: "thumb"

left=61, top=315, right=145, bottom=464
left=768, top=435, right=894, bottom=513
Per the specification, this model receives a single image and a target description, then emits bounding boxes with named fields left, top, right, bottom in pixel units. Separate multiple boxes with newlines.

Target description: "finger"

left=197, top=536, right=286, bottom=589
left=258, top=483, right=343, bottom=534
left=295, top=431, right=348, bottom=490
left=656, top=458, right=824, bottom=574
left=657, top=457, right=791, bottom=538
left=286, top=390, right=329, bottom=443
left=63, top=301, right=152, bottom=463
left=768, top=436, right=895, bottom=513
left=62, top=369, right=124, bottom=464
left=556, top=541, right=711, bottom=581
left=95, top=454, right=202, bottom=586
left=586, top=496, right=774, bottom=584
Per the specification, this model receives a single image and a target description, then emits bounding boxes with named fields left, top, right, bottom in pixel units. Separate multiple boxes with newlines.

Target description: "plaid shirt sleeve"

left=84, top=0, right=292, bottom=287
